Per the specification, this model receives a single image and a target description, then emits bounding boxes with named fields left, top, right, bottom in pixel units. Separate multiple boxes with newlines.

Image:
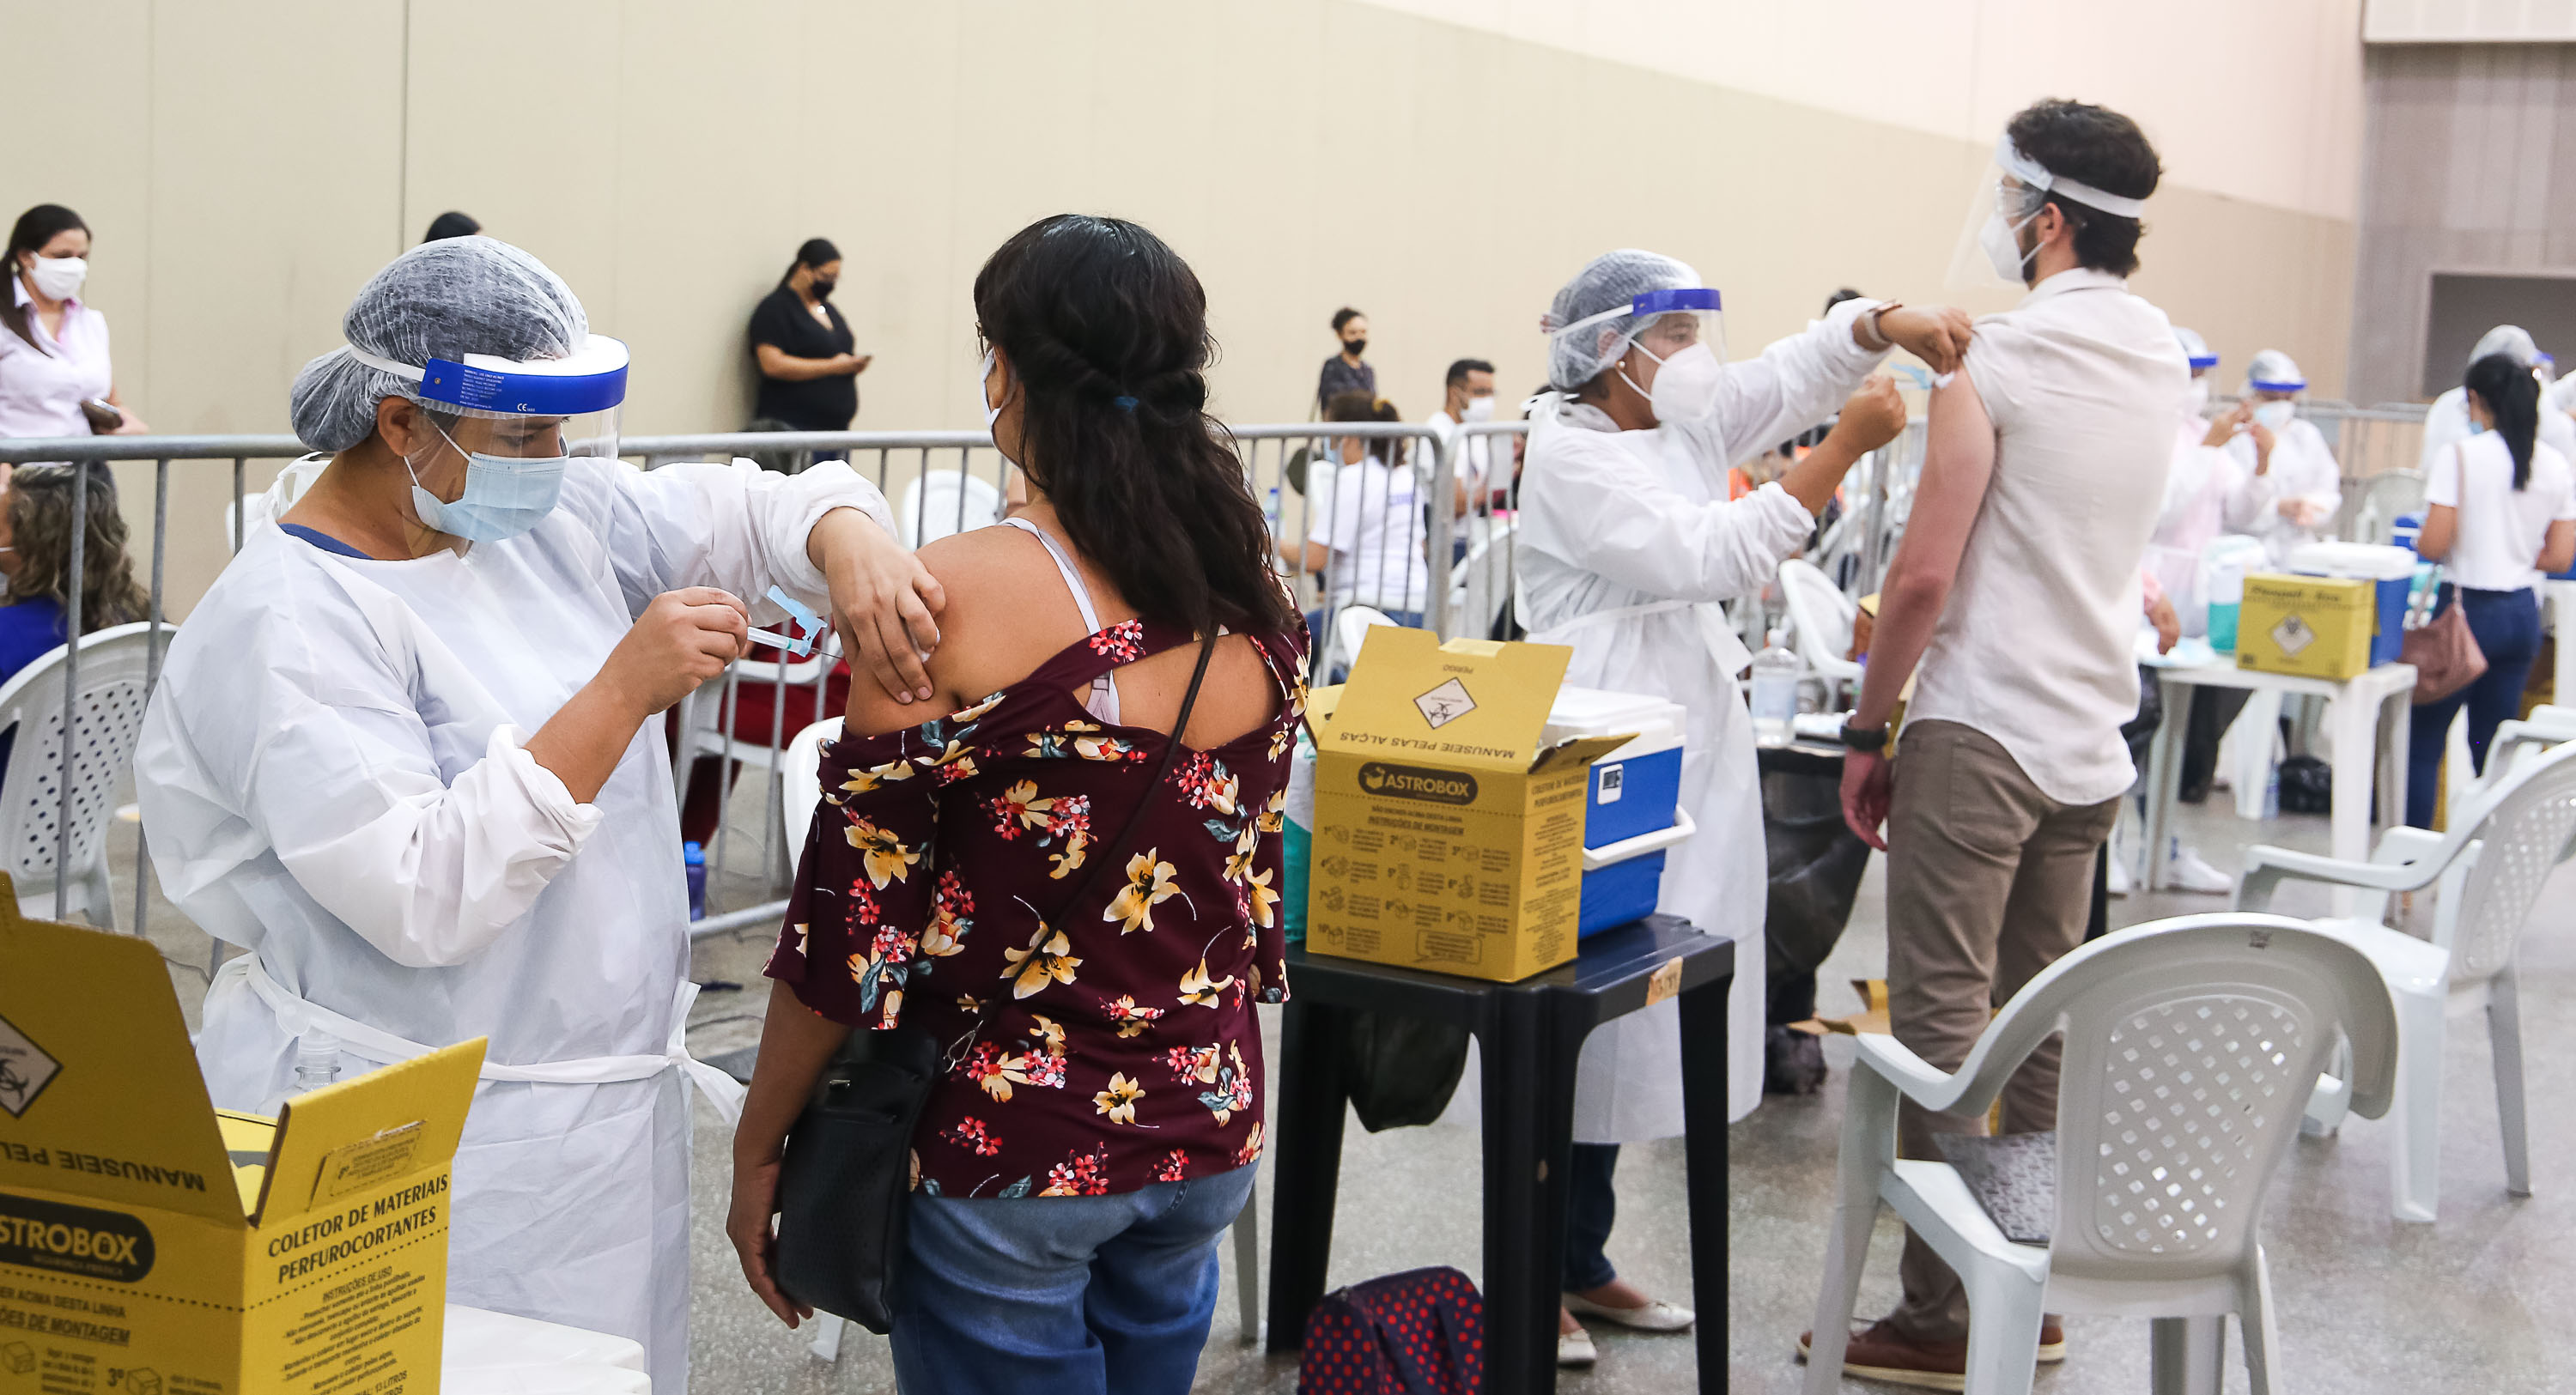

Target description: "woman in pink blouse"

left=731, top=214, right=1305, bottom=1391
left=0, top=205, right=148, bottom=459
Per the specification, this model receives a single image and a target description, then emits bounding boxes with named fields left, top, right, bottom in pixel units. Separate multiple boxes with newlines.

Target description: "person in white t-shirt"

left=1280, top=391, right=1430, bottom=662
left=1826, top=98, right=2184, bottom=1386
left=2407, top=351, right=2576, bottom=827
left=2421, top=324, right=2576, bottom=476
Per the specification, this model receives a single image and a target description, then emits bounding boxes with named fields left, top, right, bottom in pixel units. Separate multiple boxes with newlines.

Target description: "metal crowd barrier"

left=0, top=422, right=1539, bottom=946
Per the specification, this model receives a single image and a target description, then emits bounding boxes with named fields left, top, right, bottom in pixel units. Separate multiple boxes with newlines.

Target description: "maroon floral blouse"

left=767, top=616, right=1306, bottom=1199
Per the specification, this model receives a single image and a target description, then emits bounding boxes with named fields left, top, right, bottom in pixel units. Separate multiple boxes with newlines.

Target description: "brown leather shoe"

left=2038, top=1317, right=2066, bottom=1363
left=1797, top=1321, right=1967, bottom=1392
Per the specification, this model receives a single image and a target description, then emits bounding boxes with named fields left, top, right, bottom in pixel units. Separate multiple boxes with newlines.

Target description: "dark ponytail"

left=2, top=204, right=89, bottom=354
left=779, top=237, right=841, bottom=289
left=973, top=214, right=1296, bottom=638
left=2465, top=352, right=2541, bottom=490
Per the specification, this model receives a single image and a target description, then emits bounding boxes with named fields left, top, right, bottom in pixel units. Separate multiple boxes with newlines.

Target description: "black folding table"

left=1264, top=913, right=1735, bottom=1395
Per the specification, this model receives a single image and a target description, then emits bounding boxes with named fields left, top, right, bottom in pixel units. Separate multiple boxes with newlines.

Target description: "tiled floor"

left=122, top=784, right=2576, bottom=1392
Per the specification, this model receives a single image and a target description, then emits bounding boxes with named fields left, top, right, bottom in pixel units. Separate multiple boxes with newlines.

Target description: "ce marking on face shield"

left=0, top=1011, right=63, bottom=1119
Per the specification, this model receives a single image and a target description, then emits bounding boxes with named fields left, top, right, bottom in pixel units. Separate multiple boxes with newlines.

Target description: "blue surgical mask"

left=407, top=420, right=569, bottom=543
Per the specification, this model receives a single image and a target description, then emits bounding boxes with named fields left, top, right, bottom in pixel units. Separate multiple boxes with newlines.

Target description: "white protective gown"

left=1514, top=299, right=1891, bottom=1136
left=136, top=456, right=891, bottom=1392
left=2224, top=415, right=2343, bottom=564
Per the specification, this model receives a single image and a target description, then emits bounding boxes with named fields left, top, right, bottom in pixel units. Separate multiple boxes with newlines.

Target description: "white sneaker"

left=2166, top=840, right=2233, bottom=895
left=1558, top=1326, right=1598, bottom=1368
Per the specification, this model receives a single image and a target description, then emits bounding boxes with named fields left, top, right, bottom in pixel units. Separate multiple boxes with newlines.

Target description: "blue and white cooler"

left=1544, top=686, right=1693, bottom=937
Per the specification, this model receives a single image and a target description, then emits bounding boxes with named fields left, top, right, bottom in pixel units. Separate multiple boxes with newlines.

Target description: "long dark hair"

left=3, top=464, right=149, bottom=631
left=974, top=214, right=1295, bottom=638
left=2, top=204, right=89, bottom=353
left=779, top=237, right=841, bottom=289
left=2465, top=352, right=2541, bottom=490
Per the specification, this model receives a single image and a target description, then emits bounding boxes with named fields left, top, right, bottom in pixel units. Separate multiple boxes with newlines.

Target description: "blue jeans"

left=1564, top=1143, right=1619, bottom=1292
left=2408, top=585, right=2543, bottom=828
left=890, top=1163, right=1258, bottom=1395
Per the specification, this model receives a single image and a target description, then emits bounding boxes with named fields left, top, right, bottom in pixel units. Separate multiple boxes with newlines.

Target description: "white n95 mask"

left=1637, top=341, right=1723, bottom=424
left=1461, top=395, right=1496, bottom=425
left=408, top=422, right=569, bottom=543
left=2253, top=402, right=2296, bottom=432
left=28, top=256, right=86, bottom=302
left=1979, top=212, right=2037, bottom=284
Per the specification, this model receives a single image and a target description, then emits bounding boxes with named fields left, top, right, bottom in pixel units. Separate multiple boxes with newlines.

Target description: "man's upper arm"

left=1892, top=373, right=1999, bottom=590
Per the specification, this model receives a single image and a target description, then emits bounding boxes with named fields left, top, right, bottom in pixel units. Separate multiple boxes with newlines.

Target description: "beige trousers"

left=1881, top=720, right=2120, bottom=1343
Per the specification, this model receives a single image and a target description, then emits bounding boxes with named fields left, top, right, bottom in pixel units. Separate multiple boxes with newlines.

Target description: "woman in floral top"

left=729, top=214, right=1306, bottom=1393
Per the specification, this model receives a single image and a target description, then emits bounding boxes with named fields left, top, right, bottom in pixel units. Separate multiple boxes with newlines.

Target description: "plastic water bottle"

left=1750, top=630, right=1802, bottom=748
left=684, top=840, right=708, bottom=921
left=294, top=1030, right=342, bottom=1093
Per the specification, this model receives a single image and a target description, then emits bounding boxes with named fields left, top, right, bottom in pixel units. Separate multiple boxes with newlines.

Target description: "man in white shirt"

left=1824, top=99, right=2186, bottom=1387
left=1423, top=357, right=1496, bottom=512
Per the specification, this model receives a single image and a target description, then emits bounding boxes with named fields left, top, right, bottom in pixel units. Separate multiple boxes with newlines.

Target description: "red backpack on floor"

left=1297, top=1266, right=1485, bottom=1394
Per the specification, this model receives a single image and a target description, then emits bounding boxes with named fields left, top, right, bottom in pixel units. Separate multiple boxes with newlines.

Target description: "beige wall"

left=5, top=0, right=2360, bottom=613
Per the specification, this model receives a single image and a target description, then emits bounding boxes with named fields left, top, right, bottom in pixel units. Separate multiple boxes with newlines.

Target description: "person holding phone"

left=0, top=205, right=149, bottom=466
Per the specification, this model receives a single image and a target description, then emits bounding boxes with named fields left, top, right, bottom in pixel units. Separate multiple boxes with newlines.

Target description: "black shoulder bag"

left=772, top=636, right=1218, bottom=1333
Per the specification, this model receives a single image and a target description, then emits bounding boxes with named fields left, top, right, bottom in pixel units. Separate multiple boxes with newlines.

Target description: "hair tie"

left=1113, top=395, right=1139, bottom=412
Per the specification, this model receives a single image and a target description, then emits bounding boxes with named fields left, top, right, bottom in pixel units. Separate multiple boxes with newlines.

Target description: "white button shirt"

left=1907, top=268, right=2190, bottom=807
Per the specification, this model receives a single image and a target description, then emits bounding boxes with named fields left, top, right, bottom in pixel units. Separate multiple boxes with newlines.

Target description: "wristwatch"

left=1839, top=721, right=1890, bottom=755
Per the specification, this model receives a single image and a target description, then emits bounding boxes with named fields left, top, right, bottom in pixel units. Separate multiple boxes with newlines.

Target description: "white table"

left=2138, top=639, right=2417, bottom=914
left=445, top=1305, right=649, bottom=1393
left=2546, top=579, right=2576, bottom=701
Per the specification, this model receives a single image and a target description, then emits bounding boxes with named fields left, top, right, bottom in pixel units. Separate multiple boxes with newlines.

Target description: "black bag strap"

left=941, top=634, right=1218, bottom=1069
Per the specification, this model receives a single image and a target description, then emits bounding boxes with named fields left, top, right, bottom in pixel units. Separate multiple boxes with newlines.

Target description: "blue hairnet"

left=289, top=236, right=590, bottom=452
left=1543, top=249, right=1699, bottom=392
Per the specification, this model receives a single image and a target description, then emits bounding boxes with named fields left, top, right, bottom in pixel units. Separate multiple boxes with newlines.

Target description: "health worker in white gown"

left=1516, top=252, right=1970, bottom=1149
left=134, top=238, right=943, bottom=1392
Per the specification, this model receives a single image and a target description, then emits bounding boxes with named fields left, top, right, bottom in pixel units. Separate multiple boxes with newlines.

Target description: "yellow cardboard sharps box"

left=1305, top=628, right=1633, bottom=982
left=2237, top=573, right=2375, bottom=679
left=0, top=880, right=483, bottom=1394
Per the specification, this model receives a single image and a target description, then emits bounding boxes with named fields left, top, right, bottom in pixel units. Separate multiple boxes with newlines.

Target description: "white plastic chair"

left=895, top=470, right=1005, bottom=548
left=775, top=714, right=1267, bottom=1357
left=0, top=622, right=174, bottom=928
left=2237, top=738, right=2576, bottom=1221
left=1777, top=558, right=1862, bottom=692
left=1804, top=913, right=2396, bottom=1395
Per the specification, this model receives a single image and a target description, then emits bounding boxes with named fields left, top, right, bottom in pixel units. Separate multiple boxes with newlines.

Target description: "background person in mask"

left=1317, top=306, right=1374, bottom=412
left=1514, top=247, right=1964, bottom=1366
left=0, top=203, right=149, bottom=462
left=749, top=236, right=869, bottom=466
left=1425, top=355, right=1498, bottom=514
left=2420, top=324, right=2576, bottom=475
left=2225, top=348, right=2342, bottom=562
left=134, top=235, right=939, bottom=1390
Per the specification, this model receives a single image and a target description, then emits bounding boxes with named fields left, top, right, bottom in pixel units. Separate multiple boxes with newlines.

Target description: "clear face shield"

left=349, top=335, right=628, bottom=542
left=1946, top=133, right=2149, bottom=294
left=1552, top=288, right=1727, bottom=422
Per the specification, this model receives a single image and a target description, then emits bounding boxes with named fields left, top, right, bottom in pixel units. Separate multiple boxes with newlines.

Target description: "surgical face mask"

left=406, top=419, right=570, bottom=543
left=1341, top=337, right=1367, bottom=358
left=980, top=349, right=1004, bottom=432
left=2185, top=379, right=2211, bottom=417
left=1631, top=340, right=1723, bottom=424
left=2253, top=401, right=2296, bottom=432
left=27, top=255, right=85, bottom=302
left=1461, top=395, right=1495, bottom=424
